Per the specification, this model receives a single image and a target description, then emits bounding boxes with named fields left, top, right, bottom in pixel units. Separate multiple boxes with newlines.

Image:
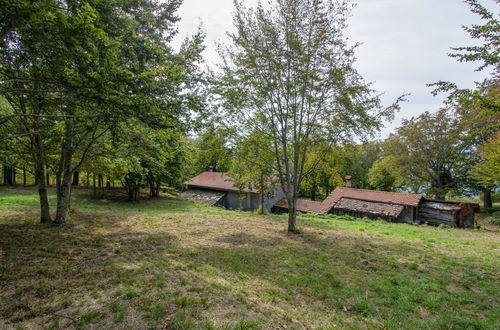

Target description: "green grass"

left=0, top=186, right=499, bottom=329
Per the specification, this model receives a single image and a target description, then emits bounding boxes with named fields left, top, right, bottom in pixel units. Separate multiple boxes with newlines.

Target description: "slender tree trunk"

left=34, top=135, right=51, bottom=223
left=12, top=167, right=16, bottom=185
left=54, top=120, right=75, bottom=224
left=92, top=174, right=96, bottom=197
left=46, top=172, right=50, bottom=186
left=23, top=169, right=26, bottom=186
left=483, top=188, right=492, bottom=208
left=72, top=171, right=79, bottom=186
left=287, top=188, right=298, bottom=233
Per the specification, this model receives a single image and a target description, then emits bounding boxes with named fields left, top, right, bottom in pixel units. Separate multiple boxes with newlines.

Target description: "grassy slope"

left=0, top=187, right=499, bottom=329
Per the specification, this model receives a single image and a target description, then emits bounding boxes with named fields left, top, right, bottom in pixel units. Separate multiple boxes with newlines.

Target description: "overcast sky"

left=172, top=0, right=496, bottom=137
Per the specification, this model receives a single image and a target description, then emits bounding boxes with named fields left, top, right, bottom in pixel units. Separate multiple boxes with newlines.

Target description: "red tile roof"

left=183, top=172, right=259, bottom=193
left=319, top=187, right=421, bottom=213
left=273, top=198, right=324, bottom=213
left=334, top=197, right=404, bottom=218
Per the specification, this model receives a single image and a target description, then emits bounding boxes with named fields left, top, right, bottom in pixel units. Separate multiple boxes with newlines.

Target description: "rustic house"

left=272, top=176, right=479, bottom=228
left=182, top=167, right=285, bottom=212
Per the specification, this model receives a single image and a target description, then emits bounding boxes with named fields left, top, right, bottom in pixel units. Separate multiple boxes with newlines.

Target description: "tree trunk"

left=34, top=135, right=51, bottom=223
left=125, top=172, right=140, bottom=201
left=54, top=170, right=72, bottom=224
left=46, top=172, right=50, bottom=186
left=92, top=174, right=96, bottom=198
left=23, top=169, right=26, bottom=186
left=286, top=187, right=298, bottom=233
left=483, top=188, right=492, bottom=208
left=54, top=120, right=75, bottom=224
left=3, top=165, right=13, bottom=185
left=12, top=167, right=16, bottom=185
left=72, top=171, right=79, bottom=186
left=287, top=198, right=297, bottom=233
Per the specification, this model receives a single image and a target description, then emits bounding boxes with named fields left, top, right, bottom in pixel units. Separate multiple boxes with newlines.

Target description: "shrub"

left=485, top=212, right=500, bottom=226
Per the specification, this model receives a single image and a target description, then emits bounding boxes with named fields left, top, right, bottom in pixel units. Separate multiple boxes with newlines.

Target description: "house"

left=272, top=176, right=479, bottom=228
left=182, top=167, right=285, bottom=212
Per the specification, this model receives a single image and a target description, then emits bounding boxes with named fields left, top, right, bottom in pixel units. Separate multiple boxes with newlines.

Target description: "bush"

left=485, top=212, right=500, bottom=226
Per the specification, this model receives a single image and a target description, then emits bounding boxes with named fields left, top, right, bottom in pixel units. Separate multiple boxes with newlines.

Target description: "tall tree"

left=218, top=0, right=398, bottom=232
left=386, top=109, right=470, bottom=200
left=431, top=0, right=499, bottom=206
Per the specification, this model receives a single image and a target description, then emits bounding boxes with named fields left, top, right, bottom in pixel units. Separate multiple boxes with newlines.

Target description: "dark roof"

left=320, top=187, right=422, bottom=213
left=334, top=197, right=404, bottom=218
left=273, top=198, right=324, bottom=214
left=183, top=172, right=259, bottom=193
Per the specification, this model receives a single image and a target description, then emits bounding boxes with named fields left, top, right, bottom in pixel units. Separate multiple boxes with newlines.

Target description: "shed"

left=183, top=169, right=285, bottom=212
left=418, top=199, right=479, bottom=227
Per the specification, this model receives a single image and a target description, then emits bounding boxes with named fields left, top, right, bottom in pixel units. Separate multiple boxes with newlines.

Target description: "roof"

left=319, top=187, right=422, bottom=213
left=334, top=197, right=404, bottom=218
left=183, top=172, right=259, bottom=193
left=273, top=198, right=324, bottom=213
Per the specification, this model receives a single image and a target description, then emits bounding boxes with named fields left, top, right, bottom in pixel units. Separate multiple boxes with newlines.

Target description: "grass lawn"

left=0, top=187, right=499, bottom=329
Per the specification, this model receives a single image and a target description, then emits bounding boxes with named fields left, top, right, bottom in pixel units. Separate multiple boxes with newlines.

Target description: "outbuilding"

left=182, top=168, right=285, bottom=212
left=272, top=176, right=479, bottom=228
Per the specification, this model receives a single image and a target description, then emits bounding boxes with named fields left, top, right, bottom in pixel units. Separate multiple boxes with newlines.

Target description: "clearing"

left=0, top=187, right=499, bottom=329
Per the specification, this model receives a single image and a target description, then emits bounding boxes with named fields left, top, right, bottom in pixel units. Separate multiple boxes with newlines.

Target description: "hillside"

left=0, top=187, right=499, bottom=329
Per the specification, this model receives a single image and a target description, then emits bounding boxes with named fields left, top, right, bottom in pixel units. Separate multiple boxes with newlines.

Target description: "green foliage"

left=485, top=211, right=500, bottom=226
left=0, top=0, right=205, bottom=216
left=383, top=109, right=470, bottom=199
left=368, top=156, right=403, bottom=192
left=470, top=133, right=500, bottom=189
left=187, top=127, right=234, bottom=175
left=429, top=0, right=499, bottom=201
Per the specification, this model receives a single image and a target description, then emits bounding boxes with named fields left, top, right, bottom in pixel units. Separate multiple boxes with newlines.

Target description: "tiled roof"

left=273, top=198, right=324, bottom=213
left=334, top=197, right=404, bottom=218
left=183, top=172, right=259, bottom=193
left=319, top=187, right=422, bottom=213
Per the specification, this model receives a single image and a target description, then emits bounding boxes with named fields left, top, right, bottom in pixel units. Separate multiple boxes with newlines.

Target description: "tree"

left=218, top=0, right=398, bottom=232
left=1, top=0, right=204, bottom=223
left=470, top=132, right=500, bottom=192
left=189, top=127, right=234, bottom=174
left=229, top=131, right=277, bottom=213
left=431, top=0, right=499, bottom=206
left=386, top=109, right=470, bottom=200
left=299, top=145, right=344, bottom=200
left=367, top=156, right=404, bottom=192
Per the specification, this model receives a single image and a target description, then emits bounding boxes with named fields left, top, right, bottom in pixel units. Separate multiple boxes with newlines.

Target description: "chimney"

left=207, top=166, right=214, bottom=172
left=345, top=176, right=352, bottom=188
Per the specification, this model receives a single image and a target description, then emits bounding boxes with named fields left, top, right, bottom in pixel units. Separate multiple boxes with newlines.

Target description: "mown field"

left=0, top=187, right=499, bottom=329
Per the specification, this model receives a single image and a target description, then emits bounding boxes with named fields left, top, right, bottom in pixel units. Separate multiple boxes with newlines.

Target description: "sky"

left=172, top=0, right=496, bottom=137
